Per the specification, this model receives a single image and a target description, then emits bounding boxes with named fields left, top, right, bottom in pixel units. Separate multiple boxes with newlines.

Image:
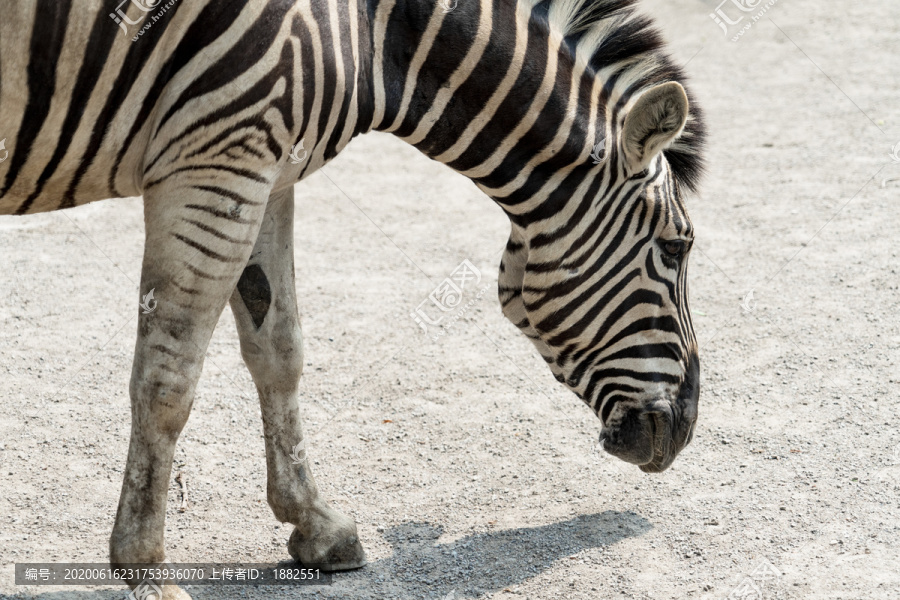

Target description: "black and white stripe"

left=369, top=0, right=705, bottom=469
left=1, top=0, right=705, bottom=472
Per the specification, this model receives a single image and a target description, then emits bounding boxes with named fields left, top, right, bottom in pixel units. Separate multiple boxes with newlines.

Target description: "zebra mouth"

left=639, top=411, right=676, bottom=473
left=599, top=406, right=678, bottom=472
left=599, top=407, right=656, bottom=466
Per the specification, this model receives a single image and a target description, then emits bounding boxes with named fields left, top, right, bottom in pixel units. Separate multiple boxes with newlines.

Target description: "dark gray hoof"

left=287, top=527, right=367, bottom=572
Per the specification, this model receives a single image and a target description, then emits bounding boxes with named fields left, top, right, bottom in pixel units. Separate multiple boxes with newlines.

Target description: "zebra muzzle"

left=599, top=407, right=658, bottom=467
left=599, top=405, right=680, bottom=472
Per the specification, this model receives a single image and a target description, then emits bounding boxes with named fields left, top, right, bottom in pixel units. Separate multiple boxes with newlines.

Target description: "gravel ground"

left=1, top=0, right=899, bottom=599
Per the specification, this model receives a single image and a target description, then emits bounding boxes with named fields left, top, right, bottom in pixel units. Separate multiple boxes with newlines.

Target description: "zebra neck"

left=368, top=0, right=605, bottom=222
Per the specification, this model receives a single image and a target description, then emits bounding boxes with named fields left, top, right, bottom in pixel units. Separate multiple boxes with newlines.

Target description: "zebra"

left=0, top=0, right=704, bottom=596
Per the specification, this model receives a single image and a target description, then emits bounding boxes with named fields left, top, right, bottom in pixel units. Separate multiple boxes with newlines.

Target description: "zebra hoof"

left=287, top=522, right=367, bottom=572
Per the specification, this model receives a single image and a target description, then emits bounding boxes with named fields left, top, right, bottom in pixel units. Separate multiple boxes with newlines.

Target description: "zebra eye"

left=662, top=240, right=686, bottom=257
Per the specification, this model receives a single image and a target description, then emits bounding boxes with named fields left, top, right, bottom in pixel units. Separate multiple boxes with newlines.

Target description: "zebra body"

left=1, top=0, right=704, bottom=596
left=0, top=0, right=366, bottom=213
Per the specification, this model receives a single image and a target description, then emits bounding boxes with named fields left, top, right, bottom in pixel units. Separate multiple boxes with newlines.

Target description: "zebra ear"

left=621, top=81, right=689, bottom=173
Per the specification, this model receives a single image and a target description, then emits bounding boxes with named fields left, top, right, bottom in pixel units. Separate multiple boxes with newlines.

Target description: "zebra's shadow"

left=7, top=511, right=650, bottom=600
left=360, top=510, right=652, bottom=599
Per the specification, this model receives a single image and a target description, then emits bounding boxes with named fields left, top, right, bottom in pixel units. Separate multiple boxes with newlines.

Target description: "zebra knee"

left=241, top=323, right=304, bottom=384
left=128, top=361, right=198, bottom=439
left=241, top=329, right=303, bottom=385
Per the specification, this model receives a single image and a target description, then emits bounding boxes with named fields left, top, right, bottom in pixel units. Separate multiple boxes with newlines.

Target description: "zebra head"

left=499, top=82, right=701, bottom=473
left=367, top=0, right=705, bottom=470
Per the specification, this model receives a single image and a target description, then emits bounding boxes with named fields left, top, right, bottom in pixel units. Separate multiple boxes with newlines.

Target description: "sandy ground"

left=1, top=0, right=899, bottom=599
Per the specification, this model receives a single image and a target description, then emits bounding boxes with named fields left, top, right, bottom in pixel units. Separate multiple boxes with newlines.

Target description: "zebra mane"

left=529, top=0, right=706, bottom=192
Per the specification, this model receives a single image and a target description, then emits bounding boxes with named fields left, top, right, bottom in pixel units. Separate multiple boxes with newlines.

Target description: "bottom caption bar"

left=15, top=563, right=333, bottom=586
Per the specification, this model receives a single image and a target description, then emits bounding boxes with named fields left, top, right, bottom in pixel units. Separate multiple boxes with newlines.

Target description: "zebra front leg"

left=109, top=179, right=270, bottom=600
left=229, top=187, right=366, bottom=570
